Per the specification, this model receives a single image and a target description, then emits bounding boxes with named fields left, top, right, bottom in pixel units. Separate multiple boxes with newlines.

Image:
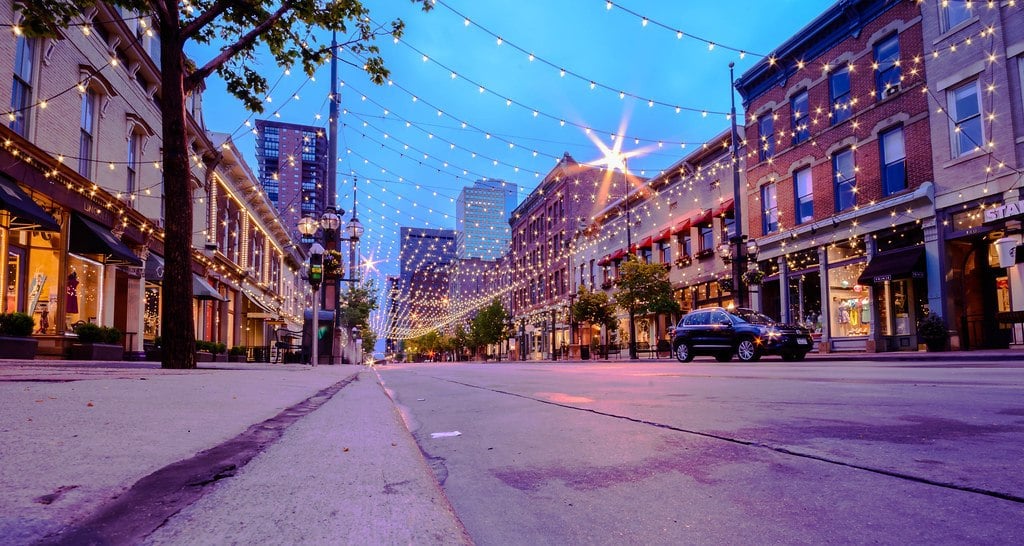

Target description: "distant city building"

left=456, top=180, right=517, bottom=260
left=254, top=120, right=328, bottom=243
left=399, top=227, right=458, bottom=278
left=385, top=227, right=458, bottom=346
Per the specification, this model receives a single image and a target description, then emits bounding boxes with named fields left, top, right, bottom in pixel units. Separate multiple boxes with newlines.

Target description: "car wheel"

left=736, top=338, right=761, bottom=362
left=674, top=342, right=693, bottom=363
left=715, top=351, right=732, bottom=362
left=781, top=351, right=796, bottom=362
left=791, top=351, right=808, bottom=362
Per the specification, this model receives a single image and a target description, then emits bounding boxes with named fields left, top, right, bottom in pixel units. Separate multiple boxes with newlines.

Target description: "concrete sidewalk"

left=0, top=360, right=469, bottom=545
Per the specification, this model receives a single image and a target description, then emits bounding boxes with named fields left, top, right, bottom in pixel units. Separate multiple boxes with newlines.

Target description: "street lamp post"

left=344, top=197, right=363, bottom=364
left=622, top=157, right=638, bottom=360
left=319, top=207, right=341, bottom=364
left=729, top=61, right=748, bottom=309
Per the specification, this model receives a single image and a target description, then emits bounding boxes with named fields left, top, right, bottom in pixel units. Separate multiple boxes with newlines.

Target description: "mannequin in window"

left=66, top=271, right=79, bottom=315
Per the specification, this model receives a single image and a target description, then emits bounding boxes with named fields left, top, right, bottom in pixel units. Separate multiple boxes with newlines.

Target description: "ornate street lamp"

left=319, top=206, right=342, bottom=365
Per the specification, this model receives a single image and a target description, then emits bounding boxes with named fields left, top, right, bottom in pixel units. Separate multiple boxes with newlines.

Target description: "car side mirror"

left=719, top=319, right=732, bottom=326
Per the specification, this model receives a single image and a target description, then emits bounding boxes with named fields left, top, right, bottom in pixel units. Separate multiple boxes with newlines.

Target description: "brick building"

left=736, top=0, right=937, bottom=353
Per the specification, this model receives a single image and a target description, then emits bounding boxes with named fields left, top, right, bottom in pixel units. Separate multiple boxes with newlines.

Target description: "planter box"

left=229, top=355, right=247, bottom=363
left=69, top=343, right=124, bottom=361
left=196, top=352, right=214, bottom=362
left=0, top=336, right=38, bottom=359
left=214, top=354, right=228, bottom=362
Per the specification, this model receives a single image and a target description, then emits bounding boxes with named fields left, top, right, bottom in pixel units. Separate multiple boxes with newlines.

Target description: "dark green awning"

left=69, top=213, right=142, bottom=266
left=857, top=247, right=925, bottom=285
left=0, top=174, right=59, bottom=232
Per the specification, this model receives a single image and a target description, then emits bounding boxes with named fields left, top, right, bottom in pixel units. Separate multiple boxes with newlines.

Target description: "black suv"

left=672, top=307, right=813, bottom=362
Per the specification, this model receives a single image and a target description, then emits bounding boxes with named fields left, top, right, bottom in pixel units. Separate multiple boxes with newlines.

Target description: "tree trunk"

left=158, top=2, right=196, bottom=369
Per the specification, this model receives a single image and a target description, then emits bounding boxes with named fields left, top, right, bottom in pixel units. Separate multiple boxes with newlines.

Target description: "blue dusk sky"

left=190, top=0, right=831, bottom=283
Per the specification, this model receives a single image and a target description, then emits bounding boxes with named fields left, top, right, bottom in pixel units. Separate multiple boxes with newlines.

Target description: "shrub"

left=213, top=342, right=226, bottom=355
left=0, top=312, right=35, bottom=337
left=101, top=326, right=123, bottom=345
left=74, top=323, right=104, bottom=343
left=195, top=340, right=212, bottom=352
left=229, top=346, right=246, bottom=356
left=918, top=312, right=949, bottom=341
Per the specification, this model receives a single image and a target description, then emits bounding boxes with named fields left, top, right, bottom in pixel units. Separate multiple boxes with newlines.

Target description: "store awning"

left=691, top=208, right=713, bottom=226
left=597, top=254, right=612, bottom=266
left=69, top=213, right=142, bottom=265
left=857, top=247, right=925, bottom=285
left=610, top=248, right=627, bottom=261
left=672, top=218, right=692, bottom=234
left=193, top=274, right=227, bottom=301
left=144, top=254, right=164, bottom=282
left=0, top=174, right=60, bottom=232
left=636, top=236, right=654, bottom=249
left=714, top=198, right=735, bottom=217
left=653, top=228, right=672, bottom=243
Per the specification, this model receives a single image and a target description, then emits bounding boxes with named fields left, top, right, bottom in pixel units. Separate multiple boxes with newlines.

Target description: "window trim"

left=880, top=125, right=907, bottom=196
left=940, top=0, right=972, bottom=33
left=791, top=90, right=810, bottom=144
left=948, top=79, right=984, bottom=158
left=833, top=148, right=857, bottom=212
left=829, top=66, right=852, bottom=124
left=758, top=114, right=775, bottom=161
left=874, top=34, right=901, bottom=99
left=761, top=183, right=779, bottom=234
left=10, top=35, right=36, bottom=137
left=794, top=167, right=814, bottom=225
left=79, top=88, right=97, bottom=177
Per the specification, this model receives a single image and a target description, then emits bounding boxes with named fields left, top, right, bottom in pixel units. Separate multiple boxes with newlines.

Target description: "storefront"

left=942, top=199, right=1015, bottom=350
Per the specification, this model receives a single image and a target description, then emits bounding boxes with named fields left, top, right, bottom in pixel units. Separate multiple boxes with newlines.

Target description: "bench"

left=636, top=340, right=671, bottom=358
left=273, top=328, right=303, bottom=363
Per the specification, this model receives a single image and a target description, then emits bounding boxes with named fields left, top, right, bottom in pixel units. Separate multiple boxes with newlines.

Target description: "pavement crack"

left=438, top=376, right=1024, bottom=505
left=36, top=373, right=360, bottom=546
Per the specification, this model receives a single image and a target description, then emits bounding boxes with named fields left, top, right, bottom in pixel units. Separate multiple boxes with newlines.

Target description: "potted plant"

left=0, top=312, right=37, bottom=359
left=674, top=255, right=691, bottom=268
left=213, top=342, right=228, bottom=362
left=228, top=346, right=247, bottom=363
left=71, top=323, right=124, bottom=360
left=742, top=267, right=764, bottom=286
left=195, top=340, right=214, bottom=362
left=918, top=312, right=949, bottom=352
left=717, top=277, right=734, bottom=293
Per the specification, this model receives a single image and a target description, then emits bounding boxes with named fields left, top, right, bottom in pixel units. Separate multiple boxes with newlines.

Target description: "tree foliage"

left=571, top=287, right=619, bottom=330
left=14, top=0, right=430, bottom=369
left=614, top=256, right=681, bottom=316
left=469, top=298, right=508, bottom=352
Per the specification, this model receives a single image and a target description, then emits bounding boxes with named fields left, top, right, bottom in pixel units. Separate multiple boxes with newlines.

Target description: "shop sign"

left=984, top=202, right=1024, bottom=223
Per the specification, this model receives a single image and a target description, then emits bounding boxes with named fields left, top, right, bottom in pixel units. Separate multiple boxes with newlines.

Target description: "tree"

left=571, top=286, right=619, bottom=354
left=614, top=256, right=681, bottom=354
left=17, top=0, right=431, bottom=369
left=469, top=298, right=508, bottom=359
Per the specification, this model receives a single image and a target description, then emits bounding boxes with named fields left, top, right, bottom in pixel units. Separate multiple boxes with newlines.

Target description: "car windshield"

left=732, top=309, right=775, bottom=324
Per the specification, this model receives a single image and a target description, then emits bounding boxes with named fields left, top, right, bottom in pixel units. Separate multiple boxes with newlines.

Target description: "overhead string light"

left=345, top=51, right=705, bottom=150
left=415, top=2, right=731, bottom=117
left=597, top=0, right=761, bottom=58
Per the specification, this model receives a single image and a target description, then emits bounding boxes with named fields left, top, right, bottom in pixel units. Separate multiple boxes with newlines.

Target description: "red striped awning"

left=597, top=254, right=611, bottom=266
left=714, top=198, right=735, bottom=217
left=611, top=248, right=627, bottom=261
left=653, top=228, right=672, bottom=242
left=637, top=236, right=653, bottom=249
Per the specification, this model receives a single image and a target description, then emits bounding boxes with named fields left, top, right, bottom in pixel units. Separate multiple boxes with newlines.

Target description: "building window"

left=833, top=149, right=856, bottom=212
left=127, top=132, right=140, bottom=204
left=794, top=167, right=813, bottom=224
left=758, top=114, right=774, bottom=161
left=79, top=89, right=97, bottom=176
left=659, top=241, right=670, bottom=263
left=880, top=126, right=907, bottom=196
left=874, top=35, right=901, bottom=98
left=698, top=223, right=714, bottom=253
left=949, top=80, right=983, bottom=157
left=941, top=0, right=972, bottom=32
left=679, top=233, right=692, bottom=258
left=791, top=90, right=809, bottom=144
left=10, top=36, right=35, bottom=136
left=762, top=183, right=778, bottom=234
left=830, top=66, right=852, bottom=124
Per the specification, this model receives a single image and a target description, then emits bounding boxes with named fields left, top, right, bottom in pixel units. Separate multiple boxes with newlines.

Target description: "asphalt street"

left=379, top=359, right=1024, bottom=545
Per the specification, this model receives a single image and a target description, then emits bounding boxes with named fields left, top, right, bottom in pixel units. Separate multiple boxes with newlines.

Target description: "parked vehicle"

left=672, top=307, right=813, bottom=363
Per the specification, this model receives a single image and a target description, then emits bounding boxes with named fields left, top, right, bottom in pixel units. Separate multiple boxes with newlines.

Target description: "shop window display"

left=828, top=261, right=870, bottom=337
left=64, top=255, right=102, bottom=331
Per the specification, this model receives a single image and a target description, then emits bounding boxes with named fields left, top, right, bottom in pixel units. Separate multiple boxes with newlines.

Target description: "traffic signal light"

left=309, top=253, right=323, bottom=288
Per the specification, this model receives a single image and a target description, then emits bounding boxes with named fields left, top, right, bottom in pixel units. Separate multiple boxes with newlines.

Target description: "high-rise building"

left=456, top=180, right=517, bottom=260
left=254, top=120, right=328, bottom=242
